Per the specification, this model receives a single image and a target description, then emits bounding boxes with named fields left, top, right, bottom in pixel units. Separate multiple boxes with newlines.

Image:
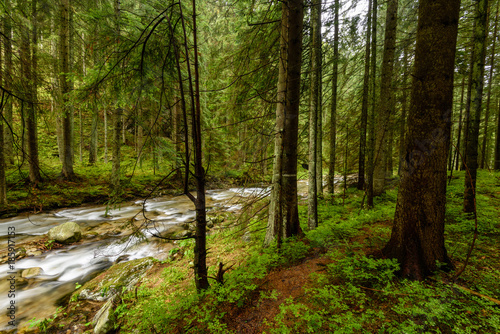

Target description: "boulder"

left=21, top=267, right=43, bottom=278
left=93, top=296, right=116, bottom=334
left=77, top=257, right=154, bottom=302
left=48, top=222, right=82, bottom=244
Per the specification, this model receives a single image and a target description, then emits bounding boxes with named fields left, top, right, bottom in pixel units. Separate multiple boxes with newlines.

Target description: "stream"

left=0, top=186, right=271, bottom=331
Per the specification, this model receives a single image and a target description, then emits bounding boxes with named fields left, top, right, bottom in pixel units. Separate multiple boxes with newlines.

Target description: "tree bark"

left=60, top=0, right=75, bottom=179
left=357, top=0, right=372, bottom=191
left=327, top=0, right=339, bottom=196
left=3, top=0, right=14, bottom=165
left=308, top=0, right=321, bottom=229
left=265, top=0, right=304, bottom=245
left=111, top=0, right=122, bottom=190
left=398, top=46, right=409, bottom=176
left=0, top=35, right=6, bottom=205
left=22, top=0, right=41, bottom=183
left=495, top=99, right=500, bottom=169
left=367, top=0, right=378, bottom=208
left=373, top=0, right=398, bottom=196
left=382, top=0, right=460, bottom=280
left=480, top=2, right=499, bottom=169
left=464, top=0, right=489, bottom=213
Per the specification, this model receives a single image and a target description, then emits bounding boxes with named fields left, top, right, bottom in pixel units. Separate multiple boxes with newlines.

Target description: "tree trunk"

left=265, top=0, right=304, bottom=245
left=454, top=75, right=466, bottom=170
left=308, top=0, right=321, bottom=229
left=495, top=99, right=500, bottom=169
left=464, top=0, right=489, bottom=214
left=112, top=0, right=122, bottom=190
left=373, top=0, right=398, bottom=196
left=3, top=0, right=14, bottom=165
left=480, top=2, right=499, bottom=169
left=0, top=36, right=6, bottom=205
left=367, top=0, right=378, bottom=208
left=327, top=0, right=339, bottom=196
left=60, top=0, right=75, bottom=179
left=357, top=0, right=372, bottom=190
left=22, top=0, right=41, bottom=183
left=382, top=0, right=460, bottom=280
left=398, top=46, right=409, bottom=176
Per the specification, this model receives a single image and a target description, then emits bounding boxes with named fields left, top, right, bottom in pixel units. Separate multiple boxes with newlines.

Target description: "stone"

left=78, top=257, right=154, bottom=302
left=21, top=267, right=43, bottom=278
left=93, top=296, right=116, bottom=334
left=48, top=222, right=82, bottom=244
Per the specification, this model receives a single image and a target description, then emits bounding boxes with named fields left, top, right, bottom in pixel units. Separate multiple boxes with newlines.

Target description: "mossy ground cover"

left=36, top=171, right=500, bottom=333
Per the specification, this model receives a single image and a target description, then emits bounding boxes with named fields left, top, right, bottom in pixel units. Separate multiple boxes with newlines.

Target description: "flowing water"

left=0, top=187, right=270, bottom=332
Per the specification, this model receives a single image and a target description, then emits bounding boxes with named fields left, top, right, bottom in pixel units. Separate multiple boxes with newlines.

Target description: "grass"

left=37, top=170, right=500, bottom=333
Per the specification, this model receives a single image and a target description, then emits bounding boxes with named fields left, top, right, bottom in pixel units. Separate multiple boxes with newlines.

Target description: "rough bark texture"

left=112, top=0, right=121, bottom=190
left=357, top=0, right=371, bottom=191
left=495, top=100, right=500, bottom=169
left=308, top=0, right=321, bottom=229
left=328, top=0, right=340, bottom=196
left=464, top=0, right=488, bottom=213
left=382, top=0, right=460, bottom=280
left=22, top=0, right=41, bottom=183
left=367, top=0, right=377, bottom=208
left=3, top=0, right=13, bottom=165
left=373, top=0, right=398, bottom=196
left=0, top=37, right=6, bottom=205
left=60, top=0, right=75, bottom=179
left=265, top=0, right=304, bottom=245
left=398, top=47, right=409, bottom=176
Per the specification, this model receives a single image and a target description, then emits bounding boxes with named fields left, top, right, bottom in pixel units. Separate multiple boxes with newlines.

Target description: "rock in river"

left=48, top=221, right=82, bottom=244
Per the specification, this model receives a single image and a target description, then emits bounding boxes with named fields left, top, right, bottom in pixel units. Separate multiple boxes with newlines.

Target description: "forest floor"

left=16, top=170, right=500, bottom=333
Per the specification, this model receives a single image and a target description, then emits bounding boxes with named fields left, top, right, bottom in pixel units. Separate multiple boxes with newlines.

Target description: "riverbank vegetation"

left=3, top=0, right=500, bottom=332
left=33, top=170, right=500, bottom=333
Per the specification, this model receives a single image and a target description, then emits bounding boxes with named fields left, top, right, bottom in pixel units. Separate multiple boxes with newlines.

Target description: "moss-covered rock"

left=48, top=222, right=82, bottom=244
left=76, top=257, right=155, bottom=302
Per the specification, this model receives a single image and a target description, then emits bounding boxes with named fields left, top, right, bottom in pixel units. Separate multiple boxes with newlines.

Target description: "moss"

left=73, top=257, right=155, bottom=301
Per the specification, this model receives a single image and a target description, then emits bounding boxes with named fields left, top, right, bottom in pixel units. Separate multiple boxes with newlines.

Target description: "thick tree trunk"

left=382, top=0, right=460, bottom=280
left=464, top=0, right=489, bottom=213
left=357, top=0, right=372, bottom=191
left=373, top=0, right=398, bottom=196
left=265, top=3, right=287, bottom=247
left=266, top=0, right=304, bottom=245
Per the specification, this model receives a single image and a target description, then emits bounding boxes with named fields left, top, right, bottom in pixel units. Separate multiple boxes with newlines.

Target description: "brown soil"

left=222, top=253, right=331, bottom=333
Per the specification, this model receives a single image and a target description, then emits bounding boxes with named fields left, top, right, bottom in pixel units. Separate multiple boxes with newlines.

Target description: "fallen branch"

left=452, top=284, right=500, bottom=306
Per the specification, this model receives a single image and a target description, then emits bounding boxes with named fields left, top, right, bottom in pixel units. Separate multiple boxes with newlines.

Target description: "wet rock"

left=26, top=248, right=42, bottom=257
left=177, top=230, right=193, bottom=238
left=93, top=296, right=116, bottom=334
left=77, top=257, right=155, bottom=302
left=160, top=225, right=185, bottom=239
left=115, top=255, right=130, bottom=263
left=48, top=222, right=82, bottom=244
left=21, top=267, right=43, bottom=278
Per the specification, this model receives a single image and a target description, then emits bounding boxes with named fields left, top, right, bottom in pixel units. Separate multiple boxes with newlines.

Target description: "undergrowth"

left=114, top=171, right=500, bottom=333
